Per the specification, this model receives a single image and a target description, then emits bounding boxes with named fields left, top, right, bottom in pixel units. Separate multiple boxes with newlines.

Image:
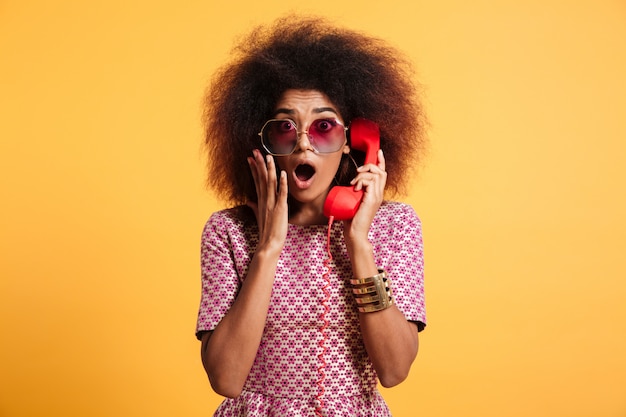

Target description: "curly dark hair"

left=202, top=15, right=427, bottom=205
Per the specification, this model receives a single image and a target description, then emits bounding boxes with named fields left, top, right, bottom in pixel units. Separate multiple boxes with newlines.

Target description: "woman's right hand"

left=203, top=151, right=288, bottom=398
left=246, top=149, right=289, bottom=256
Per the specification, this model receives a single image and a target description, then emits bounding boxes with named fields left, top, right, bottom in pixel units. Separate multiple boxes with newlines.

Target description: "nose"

left=294, top=130, right=315, bottom=153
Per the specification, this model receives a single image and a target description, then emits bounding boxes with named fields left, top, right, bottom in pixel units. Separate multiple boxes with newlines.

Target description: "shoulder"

left=370, top=202, right=422, bottom=243
left=203, top=205, right=256, bottom=237
left=375, top=201, right=421, bottom=224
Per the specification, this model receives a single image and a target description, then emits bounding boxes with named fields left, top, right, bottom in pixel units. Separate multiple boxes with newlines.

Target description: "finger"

left=350, top=172, right=377, bottom=185
left=277, top=170, right=288, bottom=206
left=248, top=156, right=263, bottom=200
left=254, top=149, right=269, bottom=178
left=265, top=154, right=277, bottom=205
left=351, top=176, right=369, bottom=191
left=356, top=150, right=386, bottom=174
left=246, top=156, right=261, bottom=217
left=248, top=156, right=259, bottom=184
left=351, top=172, right=386, bottom=193
left=253, top=149, right=269, bottom=199
left=357, top=163, right=384, bottom=175
left=357, top=179, right=384, bottom=198
left=377, top=149, right=386, bottom=172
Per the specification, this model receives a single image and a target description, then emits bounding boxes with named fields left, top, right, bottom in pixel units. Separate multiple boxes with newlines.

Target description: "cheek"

left=316, top=155, right=344, bottom=184
left=329, top=154, right=344, bottom=173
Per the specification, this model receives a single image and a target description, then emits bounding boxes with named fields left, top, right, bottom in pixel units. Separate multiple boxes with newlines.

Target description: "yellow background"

left=1, top=0, right=625, bottom=416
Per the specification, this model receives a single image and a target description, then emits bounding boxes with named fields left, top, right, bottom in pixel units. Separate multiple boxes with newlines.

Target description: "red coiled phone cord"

left=314, top=215, right=334, bottom=417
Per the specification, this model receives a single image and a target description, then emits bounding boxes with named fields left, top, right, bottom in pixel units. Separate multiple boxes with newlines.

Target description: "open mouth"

left=295, top=164, right=315, bottom=181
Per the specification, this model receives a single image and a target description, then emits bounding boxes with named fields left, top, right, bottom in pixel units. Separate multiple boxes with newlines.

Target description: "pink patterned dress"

left=196, top=202, right=426, bottom=416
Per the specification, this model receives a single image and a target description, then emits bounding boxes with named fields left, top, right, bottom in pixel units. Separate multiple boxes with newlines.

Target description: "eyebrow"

left=272, top=107, right=338, bottom=117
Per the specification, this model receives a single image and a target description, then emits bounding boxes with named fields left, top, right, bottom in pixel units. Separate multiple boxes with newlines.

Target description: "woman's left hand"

left=343, top=149, right=387, bottom=243
left=341, top=150, right=418, bottom=390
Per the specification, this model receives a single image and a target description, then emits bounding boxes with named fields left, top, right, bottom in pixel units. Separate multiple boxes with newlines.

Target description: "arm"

left=346, top=240, right=419, bottom=387
left=201, top=249, right=281, bottom=397
left=201, top=150, right=288, bottom=398
left=343, top=149, right=420, bottom=387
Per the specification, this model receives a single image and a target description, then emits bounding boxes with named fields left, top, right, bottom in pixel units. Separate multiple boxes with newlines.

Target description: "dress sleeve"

left=195, top=211, right=242, bottom=339
left=386, top=204, right=427, bottom=331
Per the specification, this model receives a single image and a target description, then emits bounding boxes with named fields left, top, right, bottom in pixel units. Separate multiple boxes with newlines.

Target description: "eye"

left=277, top=120, right=296, bottom=132
left=312, top=119, right=337, bottom=133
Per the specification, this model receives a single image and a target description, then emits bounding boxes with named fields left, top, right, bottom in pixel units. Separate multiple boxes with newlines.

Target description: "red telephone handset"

left=323, top=117, right=380, bottom=220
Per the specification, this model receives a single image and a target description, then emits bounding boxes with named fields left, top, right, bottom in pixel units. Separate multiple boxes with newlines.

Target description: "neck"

left=288, top=196, right=329, bottom=226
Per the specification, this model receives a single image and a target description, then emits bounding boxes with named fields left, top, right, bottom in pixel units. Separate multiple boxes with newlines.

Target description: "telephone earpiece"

left=323, top=118, right=380, bottom=220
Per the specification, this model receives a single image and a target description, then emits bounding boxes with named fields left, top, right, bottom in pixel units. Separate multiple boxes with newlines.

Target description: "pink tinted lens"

left=264, top=120, right=298, bottom=154
left=308, top=119, right=346, bottom=152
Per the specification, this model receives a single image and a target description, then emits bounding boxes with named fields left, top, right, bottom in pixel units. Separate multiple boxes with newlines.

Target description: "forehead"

left=273, top=89, right=341, bottom=119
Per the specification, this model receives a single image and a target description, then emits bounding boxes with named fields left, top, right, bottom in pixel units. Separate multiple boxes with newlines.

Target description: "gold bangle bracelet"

left=354, top=294, right=382, bottom=304
left=350, top=269, right=386, bottom=285
left=357, top=298, right=394, bottom=313
left=352, top=286, right=378, bottom=295
left=351, top=268, right=393, bottom=313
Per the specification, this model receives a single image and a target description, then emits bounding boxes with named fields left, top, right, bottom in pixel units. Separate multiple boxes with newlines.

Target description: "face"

left=269, top=89, right=350, bottom=207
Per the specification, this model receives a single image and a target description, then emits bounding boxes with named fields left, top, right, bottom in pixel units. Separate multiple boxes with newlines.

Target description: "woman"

left=196, top=15, right=428, bottom=416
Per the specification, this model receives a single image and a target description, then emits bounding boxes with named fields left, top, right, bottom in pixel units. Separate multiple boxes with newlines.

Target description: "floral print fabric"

left=196, top=202, right=426, bottom=416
